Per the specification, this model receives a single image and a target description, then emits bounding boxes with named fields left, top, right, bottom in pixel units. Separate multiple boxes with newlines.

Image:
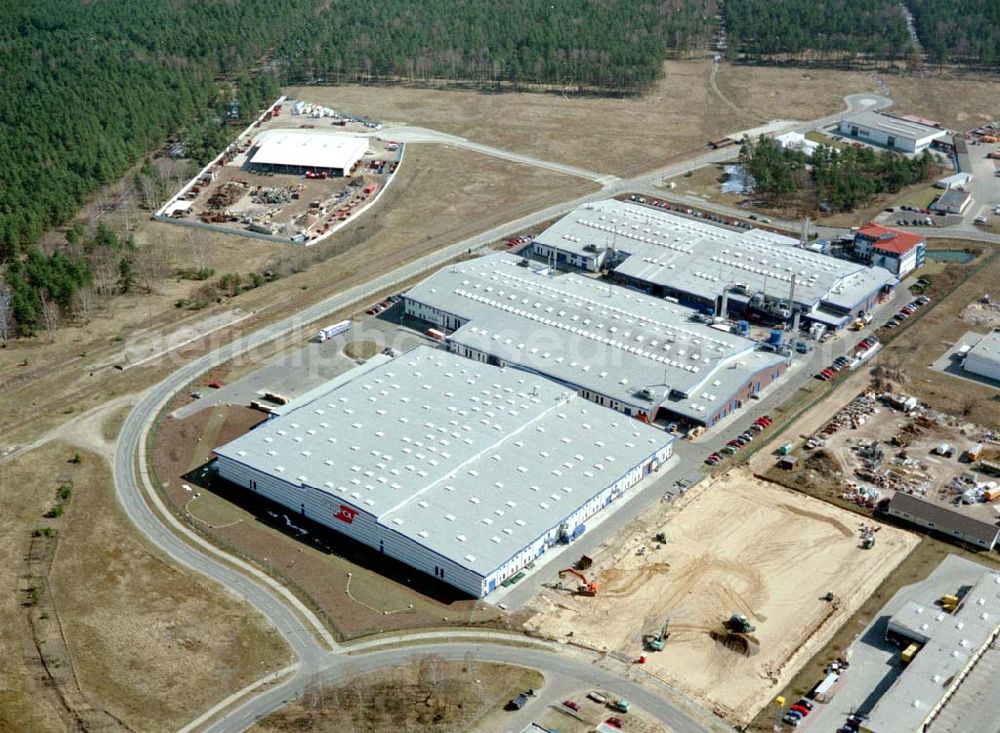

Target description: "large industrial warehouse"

left=861, top=569, right=1000, bottom=732
left=247, top=130, right=368, bottom=176
left=403, top=253, right=788, bottom=428
left=214, top=346, right=674, bottom=598
left=530, top=199, right=898, bottom=330
left=836, top=111, right=948, bottom=154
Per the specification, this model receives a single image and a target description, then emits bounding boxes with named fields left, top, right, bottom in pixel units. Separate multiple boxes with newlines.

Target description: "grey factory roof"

left=534, top=200, right=897, bottom=309
left=889, top=493, right=1000, bottom=548
left=932, top=188, right=972, bottom=211
left=215, top=346, right=673, bottom=576
left=966, top=329, right=1000, bottom=366
left=404, top=253, right=785, bottom=420
left=840, top=111, right=949, bottom=143
left=531, top=198, right=798, bottom=261
left=866, top=570, right=1000, bottom=732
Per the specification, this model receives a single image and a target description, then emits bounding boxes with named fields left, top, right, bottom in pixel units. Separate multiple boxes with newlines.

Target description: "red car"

left=790, top=704, right=810, bottom=716
left=207, top=381, right=224, bottom=389
left=605, top=718, right=625, bottom=729
left=563, top=700, right=580, bottom=712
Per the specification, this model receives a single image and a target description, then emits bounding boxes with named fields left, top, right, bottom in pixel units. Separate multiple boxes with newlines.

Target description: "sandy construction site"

left=524, top=470, right=918, bottom=724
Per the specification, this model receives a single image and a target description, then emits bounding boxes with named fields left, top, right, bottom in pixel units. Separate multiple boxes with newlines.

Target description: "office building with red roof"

left=853, top=224, right=926, bottom=278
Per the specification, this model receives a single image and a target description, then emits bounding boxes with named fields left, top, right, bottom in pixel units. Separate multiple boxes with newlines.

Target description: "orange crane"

left=559, top=568, right=599, bottom=596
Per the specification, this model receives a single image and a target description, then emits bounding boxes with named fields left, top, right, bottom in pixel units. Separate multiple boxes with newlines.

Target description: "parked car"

left=916, top=295, right=930, bottom=305
left=605, top=718, right=625, bottom=730
left=721, top=445, right=737, bottom=455
left=563, top=700, right=580, bottom=712
left=783, top=715, right=801, bottom=727
left=207, top=381, right=224, bottom=389
left=790, top=704, right=811, bottom=716
left=796, top=699, right=814, bottom=711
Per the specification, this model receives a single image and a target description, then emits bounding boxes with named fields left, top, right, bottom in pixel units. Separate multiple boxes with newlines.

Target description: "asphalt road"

left=203, top=641, right=730, bottom=733
left=110, top=91, right=969, bottom=732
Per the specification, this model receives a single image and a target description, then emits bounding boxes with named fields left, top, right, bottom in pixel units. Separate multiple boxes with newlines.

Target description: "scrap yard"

left=157, top=98, right=401, bottom=244
left=776, top=388, right=1000, bottom=529
left=523, top=470, right=918, bottom=725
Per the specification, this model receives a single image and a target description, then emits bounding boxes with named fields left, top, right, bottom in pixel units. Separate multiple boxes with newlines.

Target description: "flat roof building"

left=248, top=130, right=367, bottom=176
left=531, top=200, right=897, bottom=330
left=861, top=569, right=1000, bottom=733
left=214, top=346, right=674, bottom=598
left=887, top=492, right=1000, bottom=549
left=837, top=111, right=949, bottom=154
left=931, top=188, right=973, bottom=216
left=963, top=329, right=1000, bottom=382
left=403, top=253, right=788, bottom=427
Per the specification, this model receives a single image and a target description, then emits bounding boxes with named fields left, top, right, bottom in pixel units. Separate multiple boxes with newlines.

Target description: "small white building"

left=837, top=112, right=947, bottom=154
left=964, top=329, right=1000, bottom=382
left=775, top=131, right=820, bottom=157
left=935, top=172, right=972, bottom=190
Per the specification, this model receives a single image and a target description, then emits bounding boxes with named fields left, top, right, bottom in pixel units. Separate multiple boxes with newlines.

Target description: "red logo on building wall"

left=335, top=505, right=357, bottom=524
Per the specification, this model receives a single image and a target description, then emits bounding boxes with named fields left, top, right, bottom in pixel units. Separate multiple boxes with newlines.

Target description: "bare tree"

left=133, top=242, right=170, bottom=294
left=0, top=289, right=11, bottom=344
left=40, top=292, right=61, bottom=342
left=73, top=286, right=98, bottom=324
left=417, top=654, right=446, bottom=702
left=961, top=395, right=978, bottom=417
left=91, top=249, right=120, bottom=299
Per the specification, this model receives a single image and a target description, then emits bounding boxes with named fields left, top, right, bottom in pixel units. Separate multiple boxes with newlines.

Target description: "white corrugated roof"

left=215, top=346, right=673, bottom=576
left=249, top=130, right=368, bottom=170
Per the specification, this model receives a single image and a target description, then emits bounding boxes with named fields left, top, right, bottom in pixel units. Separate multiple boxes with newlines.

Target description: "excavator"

left=647, top=618, right=671, bottom=651
left=726, top=613, right=756, bottom=634
left=558, top=568, right=599, bottom=596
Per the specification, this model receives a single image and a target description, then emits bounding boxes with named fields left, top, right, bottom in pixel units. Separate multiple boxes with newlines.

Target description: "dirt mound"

left=709, top=630, right=761, bottom=657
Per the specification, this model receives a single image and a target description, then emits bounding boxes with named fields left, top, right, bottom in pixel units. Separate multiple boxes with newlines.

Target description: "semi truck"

left=316, top=319, right=351, bottom=342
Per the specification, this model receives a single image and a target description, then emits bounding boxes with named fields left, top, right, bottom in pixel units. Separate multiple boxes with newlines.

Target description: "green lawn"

left=887, top=185, right=940, bottom=210
left=805, top=130, right=847, bottom=150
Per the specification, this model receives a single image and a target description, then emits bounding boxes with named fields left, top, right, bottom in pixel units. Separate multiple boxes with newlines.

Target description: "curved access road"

left=114, top=91, right=911, bottom=733
left=201, top=640, right=725, bottom=733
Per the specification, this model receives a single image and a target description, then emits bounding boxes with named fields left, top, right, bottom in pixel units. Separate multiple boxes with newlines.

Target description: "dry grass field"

left=0, top=437, right=291, bottom=733
left=524, top=470, right=917, bottom=725
left=252, top=659, right=543, bottom=733
left=289, top=61, right=880, bottom=178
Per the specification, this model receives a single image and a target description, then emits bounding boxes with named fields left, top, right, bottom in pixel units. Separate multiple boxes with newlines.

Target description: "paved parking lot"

left=796, top=555, right=995, bottom=733
left=173, top=305, right=432, bottom=418
left=930, top=329, right=1000, bottom=392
